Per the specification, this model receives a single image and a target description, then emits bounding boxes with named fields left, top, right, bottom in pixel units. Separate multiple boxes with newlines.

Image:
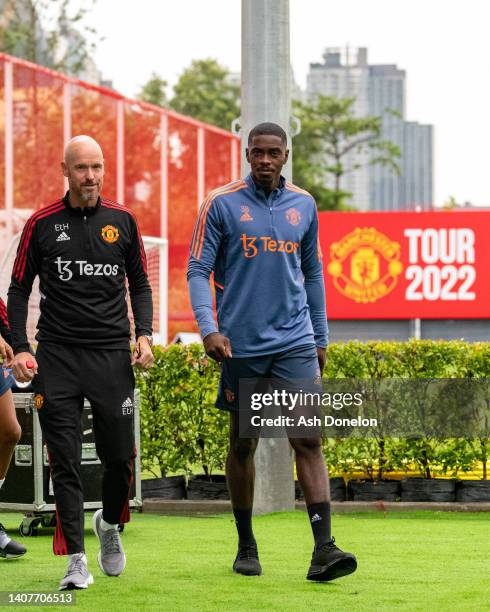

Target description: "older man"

left=8, top=136, right=153, bottom=589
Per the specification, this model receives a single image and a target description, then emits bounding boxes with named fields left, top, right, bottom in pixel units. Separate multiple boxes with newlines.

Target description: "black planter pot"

left=187, top=475, right=229, bottom=500
left=401, top=478, right=456, bottom=502
left=295, top=477, right=345, bottom=501
left=141, top=476, right=186, bottom=500
left=348, top=479, right=400, bottom=502
left=330, top=477, right=346, bottom=501
left=456, top=480, right=490, bottom=502
left=295, top=480, right=304, bottom=500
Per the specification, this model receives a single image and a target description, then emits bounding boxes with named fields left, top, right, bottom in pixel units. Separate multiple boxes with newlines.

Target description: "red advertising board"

left=318, top=211, right=490, bottom=319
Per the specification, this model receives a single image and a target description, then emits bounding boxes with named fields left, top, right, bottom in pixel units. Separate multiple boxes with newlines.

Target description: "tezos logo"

left=241, top=233, right=299, bottom=258
left=55, top=257, right=118, bottom=281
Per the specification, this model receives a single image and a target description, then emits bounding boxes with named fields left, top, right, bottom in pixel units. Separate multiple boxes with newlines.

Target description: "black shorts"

left=216, top=344, right=321, bottom=412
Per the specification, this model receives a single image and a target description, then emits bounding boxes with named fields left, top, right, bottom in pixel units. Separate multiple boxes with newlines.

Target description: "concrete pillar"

left=241, top=0, right=295, bottom=514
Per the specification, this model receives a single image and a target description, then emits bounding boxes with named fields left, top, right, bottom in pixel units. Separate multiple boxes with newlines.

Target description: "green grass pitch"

left=1, top=510, right=489, bottom=611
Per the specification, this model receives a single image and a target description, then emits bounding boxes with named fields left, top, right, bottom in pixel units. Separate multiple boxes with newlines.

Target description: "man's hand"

left=203, top=332, right=232, bottom=363
left=317, top=346, right=326, bottom=375
left=12, top=352, right=38, bottom=382
left=132, top=336, right=154, bottom=369
left=0, top=337, right=14, bottom=367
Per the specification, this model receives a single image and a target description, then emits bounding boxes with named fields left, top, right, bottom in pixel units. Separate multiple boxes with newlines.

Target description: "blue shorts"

left=0, top=367, right=14, bottom=397
left=216, top=344, right=321, bottom=412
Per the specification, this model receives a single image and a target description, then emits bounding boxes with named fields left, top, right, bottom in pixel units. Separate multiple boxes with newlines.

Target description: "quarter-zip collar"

left=62, top=191, right=101, bottom=217
left=245, top=173, right=286, bottom=200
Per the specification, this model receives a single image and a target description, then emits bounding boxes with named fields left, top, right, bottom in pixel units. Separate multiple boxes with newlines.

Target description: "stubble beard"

left=79, top=185, right=99, bottom=204
left=81, top=192, right=97, bottom=202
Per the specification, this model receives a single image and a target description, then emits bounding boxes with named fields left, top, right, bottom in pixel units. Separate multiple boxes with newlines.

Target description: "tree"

left=169, top=59, right=239, bottom=131
left=293, top=96, right=400, bottom=211
left=0, top=0, right=98, bottom=78
left=137, top=72, right=169, bottom=108
left=442, top=196, right=457, bottom=210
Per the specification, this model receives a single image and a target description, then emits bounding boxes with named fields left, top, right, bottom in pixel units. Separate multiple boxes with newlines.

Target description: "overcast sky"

left=90, top=0, right=490, bottom=207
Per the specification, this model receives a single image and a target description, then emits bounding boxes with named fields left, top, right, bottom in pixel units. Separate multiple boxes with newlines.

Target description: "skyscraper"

left=307, top=47, right=370, bottom=211
left=306, top=47, right=433, bottom=211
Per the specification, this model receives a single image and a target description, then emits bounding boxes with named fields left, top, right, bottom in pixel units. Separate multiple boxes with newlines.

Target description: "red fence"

left=0, top=53, right=240, bottom=340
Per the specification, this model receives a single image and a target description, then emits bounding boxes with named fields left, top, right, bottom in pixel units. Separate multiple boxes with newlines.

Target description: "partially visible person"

left=0, top=297, right=26, bottom=559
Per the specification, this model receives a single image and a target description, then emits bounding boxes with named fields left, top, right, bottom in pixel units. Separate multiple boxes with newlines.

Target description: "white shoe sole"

left=97, top=550, right=126, bottom=577
left=0, top=543, right=27, bottom=559
left=2, top=552, right=27, bottom=559
left=92, top=509, right=126, bottom=577
left=59, top=573, right=94, bottom=590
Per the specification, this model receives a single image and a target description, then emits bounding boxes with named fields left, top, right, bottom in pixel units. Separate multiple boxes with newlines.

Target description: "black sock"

left=307, top=502, right=331, bottom=547
left=233, top=508, right=256, bottom=547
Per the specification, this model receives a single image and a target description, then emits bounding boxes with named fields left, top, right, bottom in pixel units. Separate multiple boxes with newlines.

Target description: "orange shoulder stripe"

left=285, top=182, right=314, bottom=198
left=190, top=183, right=235, bottom=255
left=190, top=180, right=243, bottom=255
left=195, top=182, right=247, bottom=260
left=193, top=182, right=248, bottom=260
left=317, top=240, right=323, bottom=262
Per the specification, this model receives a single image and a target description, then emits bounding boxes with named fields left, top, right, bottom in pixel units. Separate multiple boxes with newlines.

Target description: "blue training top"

left=0, top=368, right=14, bottom=397
left=187, top=174, right=328, bottom=357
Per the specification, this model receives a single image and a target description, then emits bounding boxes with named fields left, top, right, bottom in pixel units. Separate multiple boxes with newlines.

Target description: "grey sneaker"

left=92, top=509, right=126, bottom=577
left=0, top=523, right=27, bottom=559
left=59, top=553, right=93, bottom=590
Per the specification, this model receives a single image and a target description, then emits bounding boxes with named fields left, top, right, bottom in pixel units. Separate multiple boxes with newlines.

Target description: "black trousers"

left=34, top=343, right=135, bottom=555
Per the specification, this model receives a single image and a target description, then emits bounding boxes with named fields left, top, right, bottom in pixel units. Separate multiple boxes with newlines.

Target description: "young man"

left=8, top=136, right=154, bottom=589
left=0, top=298, right=26, bottom=559
left=187, top=122, right=357, bottom=582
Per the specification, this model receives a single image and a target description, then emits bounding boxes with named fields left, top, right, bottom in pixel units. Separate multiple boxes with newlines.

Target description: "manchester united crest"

left=101, top=225, right=119, bottom=244
left=285, top=207, right=301, bottom=226
left=327, top=227, right=403, bottom=303
left=34, top=394, right=44, bottom=409
left=224, top=389, right=235, bottom=403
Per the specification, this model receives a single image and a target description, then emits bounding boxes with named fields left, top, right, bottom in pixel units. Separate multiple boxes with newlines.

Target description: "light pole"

left=240, top=0, right=295, bottom=514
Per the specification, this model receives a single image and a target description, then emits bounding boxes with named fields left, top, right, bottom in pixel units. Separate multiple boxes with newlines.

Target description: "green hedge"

left=135, top=344, right=227, bottom=477
left=135, top=340, right=490, bottom=479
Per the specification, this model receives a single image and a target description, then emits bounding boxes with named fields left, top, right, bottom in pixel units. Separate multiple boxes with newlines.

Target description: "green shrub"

left=324, top=340, right=486, bottom=479
left=136, top=340, right=490, bottom=480
left=466, top=342, right=490, bottom=479
left=135, top=344, right=224, bottom=477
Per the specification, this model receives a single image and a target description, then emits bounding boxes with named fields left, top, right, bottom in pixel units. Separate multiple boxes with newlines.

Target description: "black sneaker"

left=0, top=524, right=27, bottom=559
left=306, top=537, right=357, bottom=582
left=233, top=543, right=262, bottom=576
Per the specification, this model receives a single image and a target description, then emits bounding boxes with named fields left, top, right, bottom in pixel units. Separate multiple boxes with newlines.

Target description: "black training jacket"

left=7, top=193, right=153, bottom=354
